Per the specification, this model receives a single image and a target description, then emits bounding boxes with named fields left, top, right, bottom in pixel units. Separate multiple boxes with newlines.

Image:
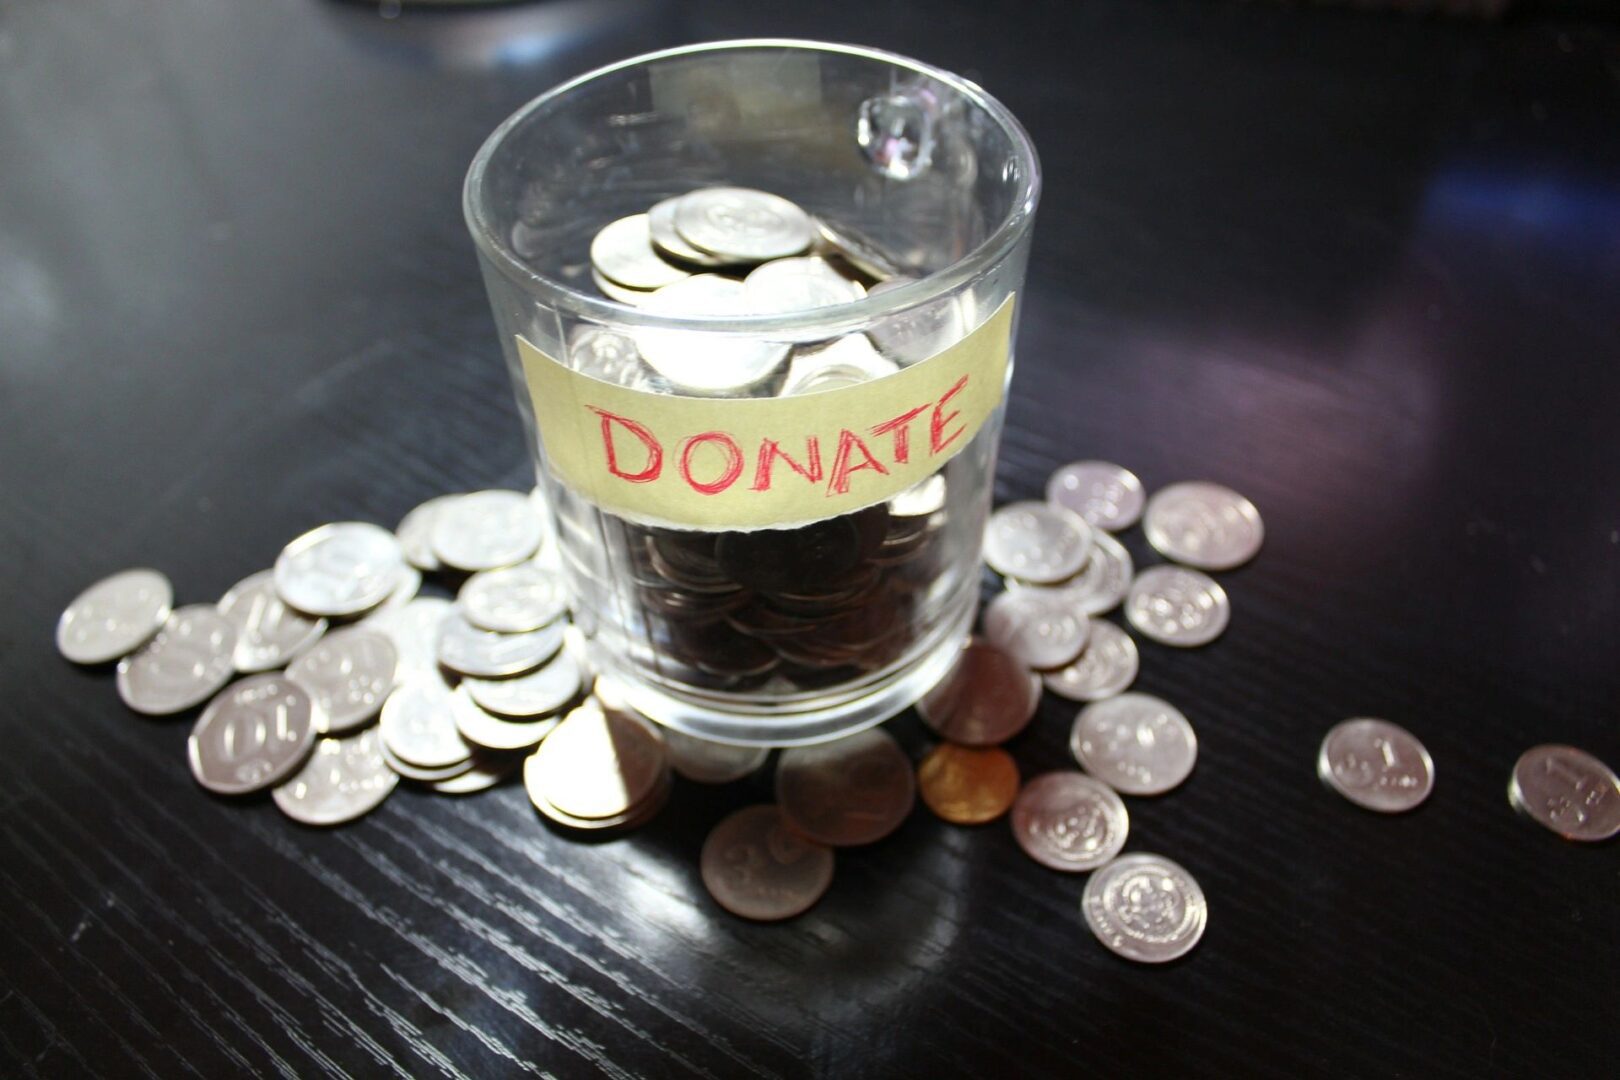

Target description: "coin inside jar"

left=916, top=640, right=1042, bottom=746
left=635, top=275, right=790, bottom=395
left=917, top=744, right=1020, bottom=825
left=672, top=186, right=815, bottom=263
left=776, top=728, right=915, bottom=846
left=589, top=213, right=693, bottom=291
left=1124, top=565, right=1230, bottom=648
left=700, top=804, right=835, bottom=922
left=1011, top=772, right=1130, bottom=872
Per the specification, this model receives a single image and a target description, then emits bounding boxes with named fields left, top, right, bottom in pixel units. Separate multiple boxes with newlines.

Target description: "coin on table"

left=983, top=501, right=1094, bottom=584
left=917, top=744, right=1020, bottom=825
left=458, top=563, right=567, bottom=633
left=1042, top=620, right=1139, bottom=702
left=364, top=596, right=453, bottom=682
left=274, top=522, right=405, bottom=617
left=271, top=728, right=398, bottom=826
left=379, top=679, right=475, bottom=770
left=917, top=640, right=1042, bottom=746
left=1011, top=530, right=1133, bottom=616
left=526, top=702, right=668, bottom=821
left=450, top=685, right=555, bottom=752
left=648, top=196, right=729, bottom=267
left=57, top=568, right=173, bottom=664
left=1508, top=744, right=1620, bottom=842
left=116, top=605, right=239, bottom=715
left=1011, top=772, right=1130, bottom=872
left=216, top=570, right=326, bottom=673
left=1143, top=481, right=1263, bottom=570
left=590, top=213, right=693, bottom=291
left=371, top=564, right=421, bottom=615
left=673, top=187, right=814, bottom=263
left=776, top=728, right=915, bottom=846
left=528, top=761, right=673, bottom=830
left=1318, top=718, right=1435, bottom=813
left=436, top=611, right=564, bottom=678
left=701, top=805, right=836, bottom=922
left=744, top=255, right=865, bottom=315
left=567, top=325, right=655, bottom=390
left=665, top=727, right=771, bottom=784
left=285, top=626, right=397, bottom=735
left=431, top=490, right=543, bottom=573
left=635, top=275, right=790, bottom=396
left=395, top=495, right=460, bottom=572
left=430, top=752, right=525, bottom=795
left=188, top=674, right=318, bottom=795
left=983, top=589, right=1090, bottom=670
left=1082, top=853, right=1208, bottom=964
left=1124, top=565, right=1230, bottom=648
left=1071, top=693, right=1197, bottom=796
left=1045, top=461, right=1146, bottom=532
left=463, top=650, right=584, bottom=718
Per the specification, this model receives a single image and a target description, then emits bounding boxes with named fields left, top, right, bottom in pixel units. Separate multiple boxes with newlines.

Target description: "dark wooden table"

left=3, top=1, right=1617, bottom=1076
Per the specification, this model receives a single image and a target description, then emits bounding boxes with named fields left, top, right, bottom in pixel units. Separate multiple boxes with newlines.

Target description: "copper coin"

left=525, top=702, right=667, bottom=820
left=915, top=640, right=1042, bottom=746
left=1011, top=772, right=1129, bottom=872
left=916, top=744, right=1021, bottom=824
left=776, top=728, right=915, bottom=846
left=701, top=805, right=835, bottom=922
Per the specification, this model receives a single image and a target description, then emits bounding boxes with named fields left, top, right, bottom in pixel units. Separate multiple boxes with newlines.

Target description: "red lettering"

left=930, top=375, right=969, bottom=455
left=869, top=405, right=929, bottom=465
left=827, top=429, right=890, bottom=495
left=751, top=437, right=823, bottom=491
left=678, top=432, right=744, bottom=495
left=588, top=407, right=662, bottom=483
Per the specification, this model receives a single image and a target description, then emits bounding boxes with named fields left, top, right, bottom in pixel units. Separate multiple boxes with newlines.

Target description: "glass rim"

left=462, top=37, right=1041, bottom=336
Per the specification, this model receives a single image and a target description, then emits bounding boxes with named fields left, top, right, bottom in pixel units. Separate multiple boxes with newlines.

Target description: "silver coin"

left=592, top=268, right=656, bottom=306
left=1010, top=531, right=1133, bottom=616
left=983, top=501, right=1094, bottom=584
left=271, top=728, right=398, bottom=826
left=648, top=196, right=728, bottom=267
left=463, top=650, right=584, bottom=718
left=431, top=490, right=542, bottom=572
left=381, top=739, right=476, bottom=782
left=664, top=728, right=771, bottom=784
left=1318, top=719, right=1435, bottom=813
left=450, top=685, right=555, bottom=752
left=1046, top=461, right=1146, bottom=532
left=744, top=256, right=865, bottom=315
left=779, top=335, right=898, bottom=396
left=814, top=217, right=904, bottom=281
left=1082, top=853, right=1208, bottom=964
left=866, top=281, right=969, bottom=366
left=188, top=674, right=318, bottom=795
left=379, top=679, right=475, bottom=769
left=701, top=804, right=835, bottom=922
left=1042, top=620, right=1140, bottom=702
left=634, top=275, right=790, bottom=396
left=567, top=325, right=654, bottom=390
left=1011, top=771, right=1130, bottom=872
left=458, top=563, right=567, bottom=633
left=369, top=564, right=421, bottom=615
left=57, top=568, right=173, bottom=665
left=363, top=596, right=453, bottom=682
left=116, top=605, right=239, bottom=716
left=216, top=570, right=327, bottom=673
left=672, top=187, right=814, bottom=263
left=888, top=474, right=946, bottom=518
left=284, top=626, right=398, bottom=735
left=1071, top=693, right=1197, bottom=796
left=1509, top=744, right=1620, bottom=842
left=274, top=522, right=405, bottom=617
left=436, top=610, right=564, bottom=678
left=429, top=753, right=524, bottom=795
left=1125, top=566, right=1230, bottom=647
left=982, top=589, right=1090, bottom=670
left=1143, top=481, right=1264, bottom=571
left=589, top=213, right=692, bottom=290
left=395, top=495, right=459, bottom=572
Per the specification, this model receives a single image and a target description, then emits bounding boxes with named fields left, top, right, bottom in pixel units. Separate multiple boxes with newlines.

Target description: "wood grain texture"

left=2, top=0, right=1618, bottom=1076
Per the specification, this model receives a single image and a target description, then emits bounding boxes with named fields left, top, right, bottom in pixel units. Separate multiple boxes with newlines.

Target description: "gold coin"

left=525, top=702, right=666, bottom=820
left=917, top=744, right=1020, bottom=825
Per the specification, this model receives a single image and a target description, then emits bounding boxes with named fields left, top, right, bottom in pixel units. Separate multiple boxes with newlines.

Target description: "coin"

left=635, top=275, right=790, bottom=395
left=430, top=752, right=524, bottom=795
left=567, top=325, right=654, bottom=390
left=1124, top=565, right=1230, bottom=648
left=776, top=728, right=914, bottom=846
left=526, top=702, right=668, bottom=820
left=664, top=727, right=771, bottom=784
left=983, top=501, right=1094, bottom=584
left=450, top=685, right=555, bottom=752
left=1318, top=719, right=1435, bottom=813
left=814, top=217, right=904, bottom=281
left=436, top=611, right=564, bottom=678
left=395, top=495, right=459, bottom=572
left=527, top=761, right=673, bottom=831
left=744, top=256, right=865, bottom=315
left=982, top=589, right=1090, bottom=670
left=430, top=490, right=543, bottom=572
left=917, top=744, right=1020, bottom=825
left=701, top=805, right=835, bottom=922
left=779, top=335, right=898, bottom=396
left=1143, top=481, right=1263, bottom=570
left=463, top=650, right=584, bottom=718
left=458, top=563, right=567, bottom=633
left=216, top=570, right=327, bottom=673
left=589, top=213, right=692, bottom=290
left=381, top=740, right=476, bottom=782
left=1508, top=744, right=1620, bottom=842
left=371, top=564, right=421, bottom=614
left=648, top=196, right=729, bottom=267
left=364, top=596, right=453, bottom=682
left=1010, top=530, right=1133, bottom=616
left=1011, top=772, right=1130, bottom=872
left=888, top=474, right=946, bottom=518
left=271, top=728, right=398, bottom=826
left=1045, top=461, right=1145, bottom=532
left=116, top=605, right=239, bottom=715
left=285, top=626, right=397, bottom=735
left=592, top=269, right=656, bottom=306
left=57, top=568, right=173, bottom=664
left=1042, top=620, right=1139, bottom=702
left=1082, top=853, right=1208, bottom=963
left=673, top=187, right=814, bottom=263
left=916, top=640, right=1042, bottom=746
left=274, top=522, right=405, bottom=617
left=1071, top=693, right=1198, bottom=796
left=188, top=674, right=319, bottom=795
left=379, top=679, right=475, bottom=769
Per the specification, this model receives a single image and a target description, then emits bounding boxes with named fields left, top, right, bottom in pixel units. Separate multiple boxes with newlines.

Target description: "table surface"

left=4, top=1, right=1618, bottom=1076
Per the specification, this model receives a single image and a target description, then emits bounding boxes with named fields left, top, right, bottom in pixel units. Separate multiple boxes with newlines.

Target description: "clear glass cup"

left=465, top=39, right=1039, bottom=745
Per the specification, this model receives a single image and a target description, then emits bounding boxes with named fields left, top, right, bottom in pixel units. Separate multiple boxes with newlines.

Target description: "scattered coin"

left=1143, top=481, right=1263, bottom=571
left=665, top=728, right=771, bottom=784
left=451, top=685, right=555, bottom=752
left=672, top=187, right=814, bottom=263
left=188, top=674, right=319, bottom=795
left=216, top=570, right=327, bottom=673
left=526, top=703, right=668, bottom=821
left=57, top=568, right=174, bottom=665
left=285, top=627, right=398, bottom=735
left=1045, top=461, right=1145, bottom=532
left=463, top=650, right=584, bottom=718
left=116, top=605, right=239, bottom=716
left=917, top=744, right=1020, bottom=825
left=436, top=611, right=564, bottom=678
left=635, top=275, right=790, bottom=395
left=395, top=495, right=460, bottom=572
left=1010, top=530, right=1133, bottom=616
left=982, top=589, right=1090, bottom=670
left=1011, top=772, right=1130, bottom=872
left=1071, top=693, right=1197, bottom=796
left=372, top=564, right=422, bottom=614
left=527, top=759, right=673, bottom=831
left=983, top=501, right=1094, bottom=584
left=701, top=804, right=835, bottom=922
left=744, top=255, right=865, bottom=315
left=274, top=522, right=405, bottom=617
left=1124, top=565, right=1230, bottom=648
left=776, top=728, right=915, bottom=846
left=431, top=490, right=543, bottom=572
left=1509, top=744, right=1620, bottom=842
left=916, top=640, right=1042, bottom=746
left=1042, top=620, right=1139, bottom=702
left=888, top=474, right=946, bottom=518
left=430, top=753, right=524, bottom=795
left=590, top=213, right=693, bottom=290
left=381, top=740, right=476, bottom=783
left=1082, top=853, right=1208, bottom=964
left=271, top=728, right=398, bottom=826
left=364, top=596, right=453, bottom=682
left=1318, top=719, right=1435, bottom=813
left=379, top=679, right=475, bottom=770
left=458, top=563, right=567, bottom=633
